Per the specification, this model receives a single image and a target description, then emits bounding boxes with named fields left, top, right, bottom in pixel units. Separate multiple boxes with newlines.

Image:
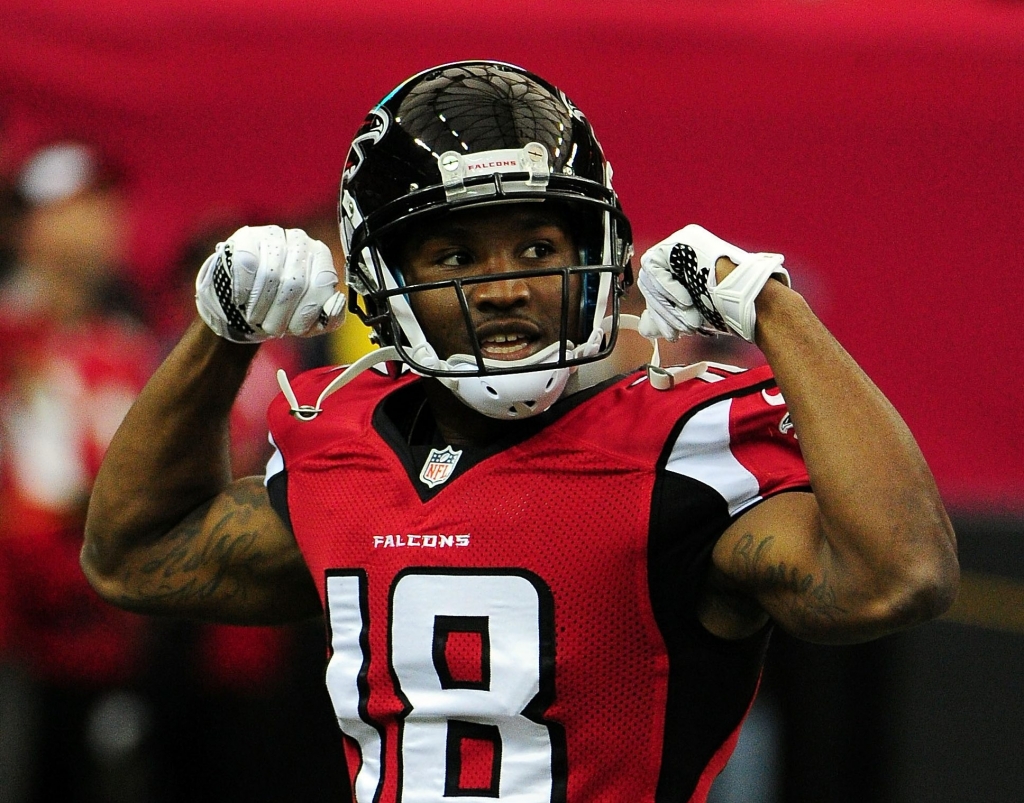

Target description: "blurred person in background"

left=0, top=141, right=160, bottom=803
left=0, top=169, right=21, bottom=280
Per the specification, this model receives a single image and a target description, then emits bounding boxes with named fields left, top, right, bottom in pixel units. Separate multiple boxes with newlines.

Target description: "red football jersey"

left=266, top=363, right=809, bottom=803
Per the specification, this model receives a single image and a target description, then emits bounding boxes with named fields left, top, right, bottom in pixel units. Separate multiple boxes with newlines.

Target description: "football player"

left=82, top=61, right=958, bottom=802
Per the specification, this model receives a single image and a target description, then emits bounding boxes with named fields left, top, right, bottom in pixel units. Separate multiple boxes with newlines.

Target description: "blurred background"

left=0, top=1, right=1021, bottom=801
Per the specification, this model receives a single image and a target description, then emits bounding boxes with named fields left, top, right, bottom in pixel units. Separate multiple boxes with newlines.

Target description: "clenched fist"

left=195, top=225, right=346, bottom=343
left=637, top=224, right=789, bottom=343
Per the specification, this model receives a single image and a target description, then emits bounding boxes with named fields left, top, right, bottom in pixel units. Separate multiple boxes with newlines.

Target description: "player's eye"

left=436, top=250, right=473, bottom=268
left=521, top=242, right=556, bottom=260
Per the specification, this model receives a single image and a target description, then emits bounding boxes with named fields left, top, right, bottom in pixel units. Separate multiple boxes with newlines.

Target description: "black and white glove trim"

left=210, top=243, right=257, bottom=338
left=669, top=243, right=728, bottom=333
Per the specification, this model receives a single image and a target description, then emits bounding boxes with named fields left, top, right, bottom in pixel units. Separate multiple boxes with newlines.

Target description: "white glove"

left=195, top=225, right=346, bottom=343
left=637, top=224, right=790, bottom=342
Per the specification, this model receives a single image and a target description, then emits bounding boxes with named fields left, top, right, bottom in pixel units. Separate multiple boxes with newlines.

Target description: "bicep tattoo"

left=119, top=480, right=292, bottom=618
left=729, top=531, right=848, bottom=628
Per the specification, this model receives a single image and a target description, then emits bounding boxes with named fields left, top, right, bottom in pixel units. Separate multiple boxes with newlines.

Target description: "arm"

left=82, top=225, right=346, bottom=625
left=636, top=225, right=959, bottom=644
left=82, top=319, right=321, bottom=624
left=707, top=270, right=959, bottom=644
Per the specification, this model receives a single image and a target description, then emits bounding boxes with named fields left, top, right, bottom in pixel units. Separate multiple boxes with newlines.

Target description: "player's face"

left=396, top=204, right=582, bottom=363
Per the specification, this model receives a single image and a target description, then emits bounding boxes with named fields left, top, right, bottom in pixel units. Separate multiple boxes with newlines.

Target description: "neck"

left=422, top=379, right=525, bottom=447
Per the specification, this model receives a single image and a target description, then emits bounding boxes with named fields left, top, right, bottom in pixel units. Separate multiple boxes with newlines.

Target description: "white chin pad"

left=446, top=368, right=572, bottom=420
left=438, top=341, right=575, bottom=420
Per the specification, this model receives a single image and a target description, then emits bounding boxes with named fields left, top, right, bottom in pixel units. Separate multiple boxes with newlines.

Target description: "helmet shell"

left=343, top=61, right=607, bottom=229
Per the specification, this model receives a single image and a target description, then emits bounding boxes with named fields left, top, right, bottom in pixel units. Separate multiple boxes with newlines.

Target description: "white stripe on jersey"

left=665, top=398, right=762, bottom=517
left=264, top=432, right=284, bottom=486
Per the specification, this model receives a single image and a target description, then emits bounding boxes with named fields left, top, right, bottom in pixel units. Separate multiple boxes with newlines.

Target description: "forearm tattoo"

left=730, top=532, right=847, bottom=626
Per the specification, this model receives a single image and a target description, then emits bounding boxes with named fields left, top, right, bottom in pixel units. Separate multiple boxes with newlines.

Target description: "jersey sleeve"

left=663, top=383, right=809, bottom=518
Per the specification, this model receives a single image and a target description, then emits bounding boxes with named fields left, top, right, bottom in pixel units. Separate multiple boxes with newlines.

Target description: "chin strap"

left=569, top=314, right=710, bottom=394
left=276, top=346, right=402, bottom=421
left=615, top=313, right=709, bottom=391
left=644, top=341, right=708, bottom=390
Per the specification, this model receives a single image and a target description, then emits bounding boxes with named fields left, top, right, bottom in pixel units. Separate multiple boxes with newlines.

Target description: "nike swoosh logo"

left=761, top=388, right=787, bottom=406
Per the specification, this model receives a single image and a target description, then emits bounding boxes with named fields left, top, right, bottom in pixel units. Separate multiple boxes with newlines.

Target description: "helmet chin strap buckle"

left=276, top=346, right=404, bottom=421
left=574, top=327, right=605, bottom=360
left=277, top=370, right=324, bottom=420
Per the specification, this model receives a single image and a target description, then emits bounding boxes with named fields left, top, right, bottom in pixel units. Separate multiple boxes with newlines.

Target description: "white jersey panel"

left=264, top=433, right=284, bottom=486
left=664, top=398, right=762, bottom=516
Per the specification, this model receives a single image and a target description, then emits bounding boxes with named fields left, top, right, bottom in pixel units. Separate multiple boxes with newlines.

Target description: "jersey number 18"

left=325, top=569, right=567, bottom=803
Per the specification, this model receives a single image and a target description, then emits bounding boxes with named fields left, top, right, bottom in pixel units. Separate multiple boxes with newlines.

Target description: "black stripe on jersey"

left=649, top=471, right=771, bottom=801
left=647, top=376, right=778, bottom=801
left=653, top=373, right=779, bottom=475
left=266, top=470, right=293, bottom=532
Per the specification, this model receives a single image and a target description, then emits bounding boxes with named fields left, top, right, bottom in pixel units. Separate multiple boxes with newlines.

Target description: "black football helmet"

left=338, top=60, right=633, bottom=419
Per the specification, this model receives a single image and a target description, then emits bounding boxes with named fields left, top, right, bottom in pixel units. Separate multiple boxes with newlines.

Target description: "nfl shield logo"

left=419, top=446, right=463, bottom=488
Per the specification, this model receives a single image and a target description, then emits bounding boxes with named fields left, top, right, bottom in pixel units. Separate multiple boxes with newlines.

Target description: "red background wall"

left=1, top=0, right=1021, bottom=512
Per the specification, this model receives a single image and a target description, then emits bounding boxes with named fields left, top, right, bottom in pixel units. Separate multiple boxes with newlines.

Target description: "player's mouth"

left=476, top=324, right=544, bottom=361
left=479, top=333, right=538, bottom=360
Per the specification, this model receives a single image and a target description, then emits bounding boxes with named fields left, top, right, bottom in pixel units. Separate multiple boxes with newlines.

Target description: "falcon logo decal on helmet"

left=341, top=107, right=390, bottom=184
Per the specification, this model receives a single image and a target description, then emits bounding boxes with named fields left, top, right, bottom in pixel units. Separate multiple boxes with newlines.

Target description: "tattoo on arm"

left=731, top=532, right=848, bottom=626
left=119, top=482, right=280, bottom=614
